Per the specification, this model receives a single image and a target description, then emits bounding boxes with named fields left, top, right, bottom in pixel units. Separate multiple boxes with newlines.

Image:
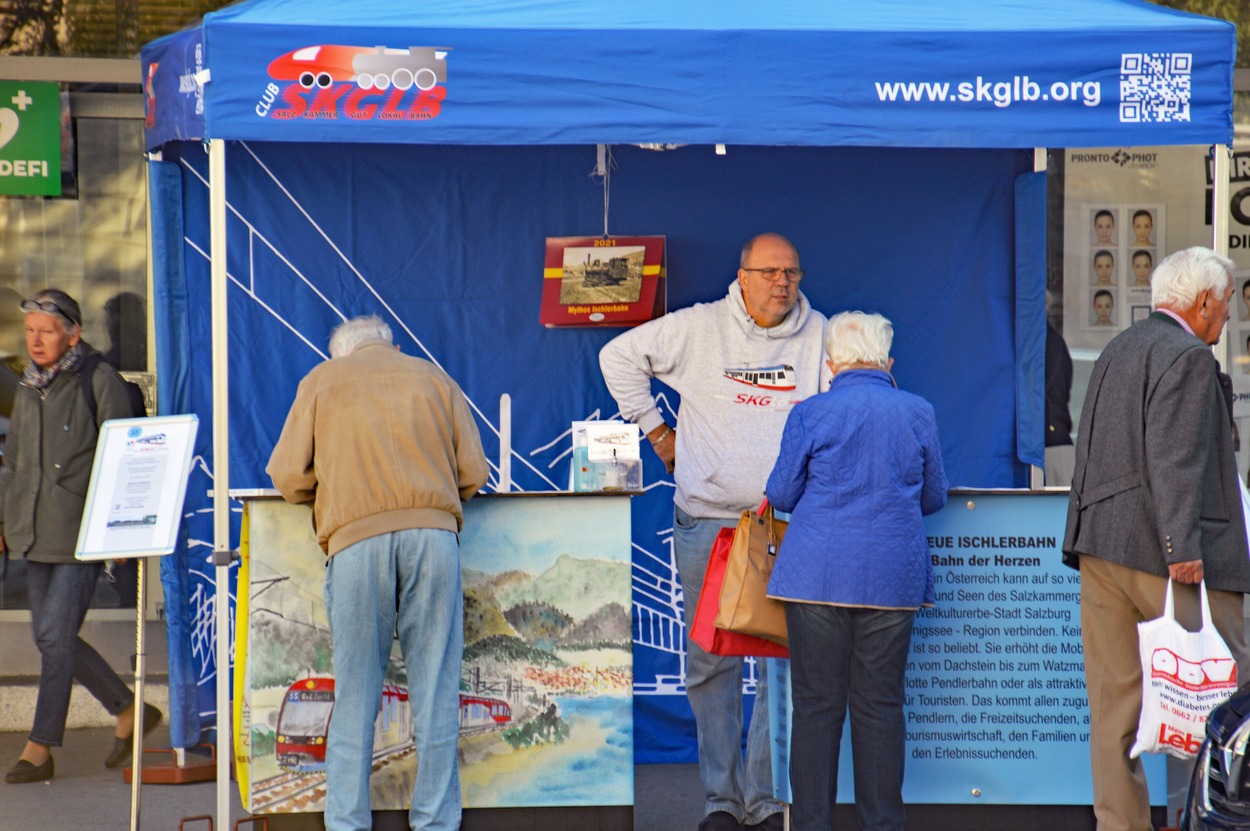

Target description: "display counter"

left=231, top=487, right=1172, bottom=826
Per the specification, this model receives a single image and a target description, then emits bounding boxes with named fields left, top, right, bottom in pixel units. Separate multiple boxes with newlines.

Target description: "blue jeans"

left=26, top=560, right=134, bottom=747
left=673, top=505, right=780, bottom=825
left=323, top=529, right=464, bottom=831
left=785, top=602, right=914, bottom=831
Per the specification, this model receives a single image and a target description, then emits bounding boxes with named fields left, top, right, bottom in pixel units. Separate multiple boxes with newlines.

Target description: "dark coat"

left=0, top=344, right=132, bottom=563
left=1062, top=314, right=1250, bottom=594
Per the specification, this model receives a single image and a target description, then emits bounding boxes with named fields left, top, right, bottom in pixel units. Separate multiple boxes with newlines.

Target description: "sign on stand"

left=75, top=414, right=199, bottom=561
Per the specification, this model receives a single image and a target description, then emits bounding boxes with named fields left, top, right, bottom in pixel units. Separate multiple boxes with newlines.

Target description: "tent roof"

left=141, top=0, right=1235, bottom=149
left=202, top=0, right=1215, bottom=31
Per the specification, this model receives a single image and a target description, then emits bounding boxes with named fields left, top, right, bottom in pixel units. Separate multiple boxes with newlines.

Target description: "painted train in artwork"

left=275, top=676, right=514, bottom=773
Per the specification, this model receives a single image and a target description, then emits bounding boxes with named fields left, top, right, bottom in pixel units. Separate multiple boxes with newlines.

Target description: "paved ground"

left=5, top=726, right=1164, bottom=830
left=0, top=725, right=246, bottom=831
left=0, top=726, right=702, bottom=831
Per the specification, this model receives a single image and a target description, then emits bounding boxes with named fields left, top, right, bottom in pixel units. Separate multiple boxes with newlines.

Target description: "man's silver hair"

left=1151, top=247, right=1235, bottom=311
left=824, top=311, right=893, bottom=368
left=328, top=315, right=392, bottom=358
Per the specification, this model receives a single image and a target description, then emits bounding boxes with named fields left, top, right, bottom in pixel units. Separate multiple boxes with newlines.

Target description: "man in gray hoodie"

left=600, top=233, right=829, bottom=831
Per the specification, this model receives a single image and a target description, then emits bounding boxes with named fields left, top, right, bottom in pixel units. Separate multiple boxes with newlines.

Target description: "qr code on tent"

left=1120, top=53, right=1191, bottom=123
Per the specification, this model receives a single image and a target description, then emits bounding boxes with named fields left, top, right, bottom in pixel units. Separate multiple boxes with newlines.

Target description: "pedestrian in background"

left=2, top=288, right=160, bottom=784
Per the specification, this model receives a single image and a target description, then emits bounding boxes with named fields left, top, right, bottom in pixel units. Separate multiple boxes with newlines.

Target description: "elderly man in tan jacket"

left=268, top=315, right=488, bottom=831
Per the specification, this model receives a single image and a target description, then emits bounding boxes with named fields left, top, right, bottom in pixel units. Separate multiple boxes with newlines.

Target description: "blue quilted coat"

left=765, top=368, right=948, bottom=609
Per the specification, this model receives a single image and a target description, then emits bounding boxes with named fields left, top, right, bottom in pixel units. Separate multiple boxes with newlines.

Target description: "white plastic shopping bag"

left=1129, top=579, right=1238, bottom=760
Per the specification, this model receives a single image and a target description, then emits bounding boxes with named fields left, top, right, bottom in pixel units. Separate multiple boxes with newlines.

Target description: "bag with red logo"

left=1129, top=579, right=1238, bottom=760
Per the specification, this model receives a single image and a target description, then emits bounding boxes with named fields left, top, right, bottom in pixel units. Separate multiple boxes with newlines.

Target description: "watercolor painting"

left=241, top=494, right=634, bottom=813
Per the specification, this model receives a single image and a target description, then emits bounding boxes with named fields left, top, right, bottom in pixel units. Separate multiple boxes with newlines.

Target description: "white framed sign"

left=75, top=414, right=199, bottom=561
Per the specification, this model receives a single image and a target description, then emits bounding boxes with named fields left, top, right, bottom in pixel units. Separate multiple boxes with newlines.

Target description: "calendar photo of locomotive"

left=540, top=235, right=666, bottom=328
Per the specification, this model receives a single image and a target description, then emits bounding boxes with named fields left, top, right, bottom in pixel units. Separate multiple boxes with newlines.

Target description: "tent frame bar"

left=209, top=137, right=232, bottom=831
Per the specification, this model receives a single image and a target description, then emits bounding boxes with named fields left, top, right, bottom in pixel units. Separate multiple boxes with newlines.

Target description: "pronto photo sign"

left=75, top=414, right=200, bottom=561
left=0, top=81, right=61, bottom=196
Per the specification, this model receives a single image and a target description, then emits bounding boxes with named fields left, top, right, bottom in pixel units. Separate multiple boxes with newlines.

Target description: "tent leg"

left=209, top=137, right=234, bottom=830
left=128, top=558, right=146, bottom=831
left=1030, top=147, right=1047, bottom=491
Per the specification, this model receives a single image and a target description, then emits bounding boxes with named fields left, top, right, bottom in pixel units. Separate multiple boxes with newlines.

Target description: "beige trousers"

left=1080, top=555, right=1249, bottom=831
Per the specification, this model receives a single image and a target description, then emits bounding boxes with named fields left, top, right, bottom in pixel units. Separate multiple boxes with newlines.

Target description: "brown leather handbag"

left=714, top=501, right=788, bottom=646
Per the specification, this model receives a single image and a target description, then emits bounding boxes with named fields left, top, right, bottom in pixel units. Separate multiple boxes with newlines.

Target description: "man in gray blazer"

left=1063, top=246, right=1250, bottom=831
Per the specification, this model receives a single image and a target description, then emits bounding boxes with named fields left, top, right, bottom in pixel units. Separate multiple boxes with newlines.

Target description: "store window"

left=0, top=99, right=149, bottom=611
left=1045, top=86, right=1250, bottom=489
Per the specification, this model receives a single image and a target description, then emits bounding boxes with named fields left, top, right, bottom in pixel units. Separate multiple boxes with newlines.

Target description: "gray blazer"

left=1062, top=313, right=1250, bottom=594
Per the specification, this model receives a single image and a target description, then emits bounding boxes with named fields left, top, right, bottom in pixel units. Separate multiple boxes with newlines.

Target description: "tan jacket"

left=266, top=340, right=489, bottom=556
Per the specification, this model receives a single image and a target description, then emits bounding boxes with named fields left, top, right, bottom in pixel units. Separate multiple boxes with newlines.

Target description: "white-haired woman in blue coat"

left=766, top=311, right=948, bottom=831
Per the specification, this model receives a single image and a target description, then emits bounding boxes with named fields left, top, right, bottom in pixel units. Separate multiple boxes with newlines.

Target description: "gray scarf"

left=22, top=342, right=84, bottom=392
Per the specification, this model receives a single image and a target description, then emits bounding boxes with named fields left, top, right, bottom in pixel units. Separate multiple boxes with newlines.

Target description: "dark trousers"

left=786, top=602, right=915, bottom=831
left=26, top=560, right=133, bottom=747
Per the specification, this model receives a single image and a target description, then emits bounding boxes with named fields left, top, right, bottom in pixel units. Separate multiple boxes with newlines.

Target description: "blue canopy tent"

left=139, top=0, right=1236, bottom=818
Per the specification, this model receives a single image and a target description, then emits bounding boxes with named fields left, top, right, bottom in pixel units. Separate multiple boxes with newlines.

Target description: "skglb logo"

left=257, top=45, right=450, bottom=122
left=1149, top=647, right=1237, bottom=691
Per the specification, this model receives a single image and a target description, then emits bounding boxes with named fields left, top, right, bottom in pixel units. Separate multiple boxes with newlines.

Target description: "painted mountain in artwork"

left=493, top=554, right=630, bottom=621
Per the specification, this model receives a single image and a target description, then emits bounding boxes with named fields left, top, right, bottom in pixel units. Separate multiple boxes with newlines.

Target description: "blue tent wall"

left=152, top=139, right=1033, bottom=757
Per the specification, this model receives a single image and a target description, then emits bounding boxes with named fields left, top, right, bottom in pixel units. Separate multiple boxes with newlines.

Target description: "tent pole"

left=1212, top=144, right=1231, bottom=372
left=209, top=137, right=233, bottom=830
left=1030, top=147, right=1047, bottom=491
left=1213, top=144, right=1230, bottom=255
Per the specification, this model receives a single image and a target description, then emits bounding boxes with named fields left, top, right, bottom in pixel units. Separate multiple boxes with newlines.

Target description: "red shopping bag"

left=690, top=527, right=789, bottom=658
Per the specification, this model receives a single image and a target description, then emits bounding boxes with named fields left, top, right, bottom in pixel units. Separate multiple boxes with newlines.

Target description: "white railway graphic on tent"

left=176, top=143, right=765, bottom=709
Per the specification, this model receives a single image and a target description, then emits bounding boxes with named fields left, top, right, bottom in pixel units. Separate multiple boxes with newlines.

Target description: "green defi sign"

left=0, top=82, right=61, bottom=197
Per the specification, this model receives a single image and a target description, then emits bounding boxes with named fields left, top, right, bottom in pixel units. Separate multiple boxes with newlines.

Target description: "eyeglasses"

left=742, top=267, right=804, bottom=283
left=20, top=298, right=80, bottom=326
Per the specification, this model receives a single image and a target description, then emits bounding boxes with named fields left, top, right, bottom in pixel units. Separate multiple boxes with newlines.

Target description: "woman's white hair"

left=328, top=315, right=392, bottom=358
left=824, top=311, right=893, bottom=368
left=1151, top=247, right=1235, bottom=311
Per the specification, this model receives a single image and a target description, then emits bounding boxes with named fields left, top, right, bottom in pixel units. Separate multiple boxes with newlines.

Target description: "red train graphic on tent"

left=275, top=676, right=511, bottom=773
left=267, top=45, right=450, bottom=92
left=722, top=364, right=797, bottom=391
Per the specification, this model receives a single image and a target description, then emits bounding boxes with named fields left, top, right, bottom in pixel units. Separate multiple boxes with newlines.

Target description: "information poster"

left=770, top=493, right=1165, bottom=805
left=75, top=414, right=199, bottom=560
